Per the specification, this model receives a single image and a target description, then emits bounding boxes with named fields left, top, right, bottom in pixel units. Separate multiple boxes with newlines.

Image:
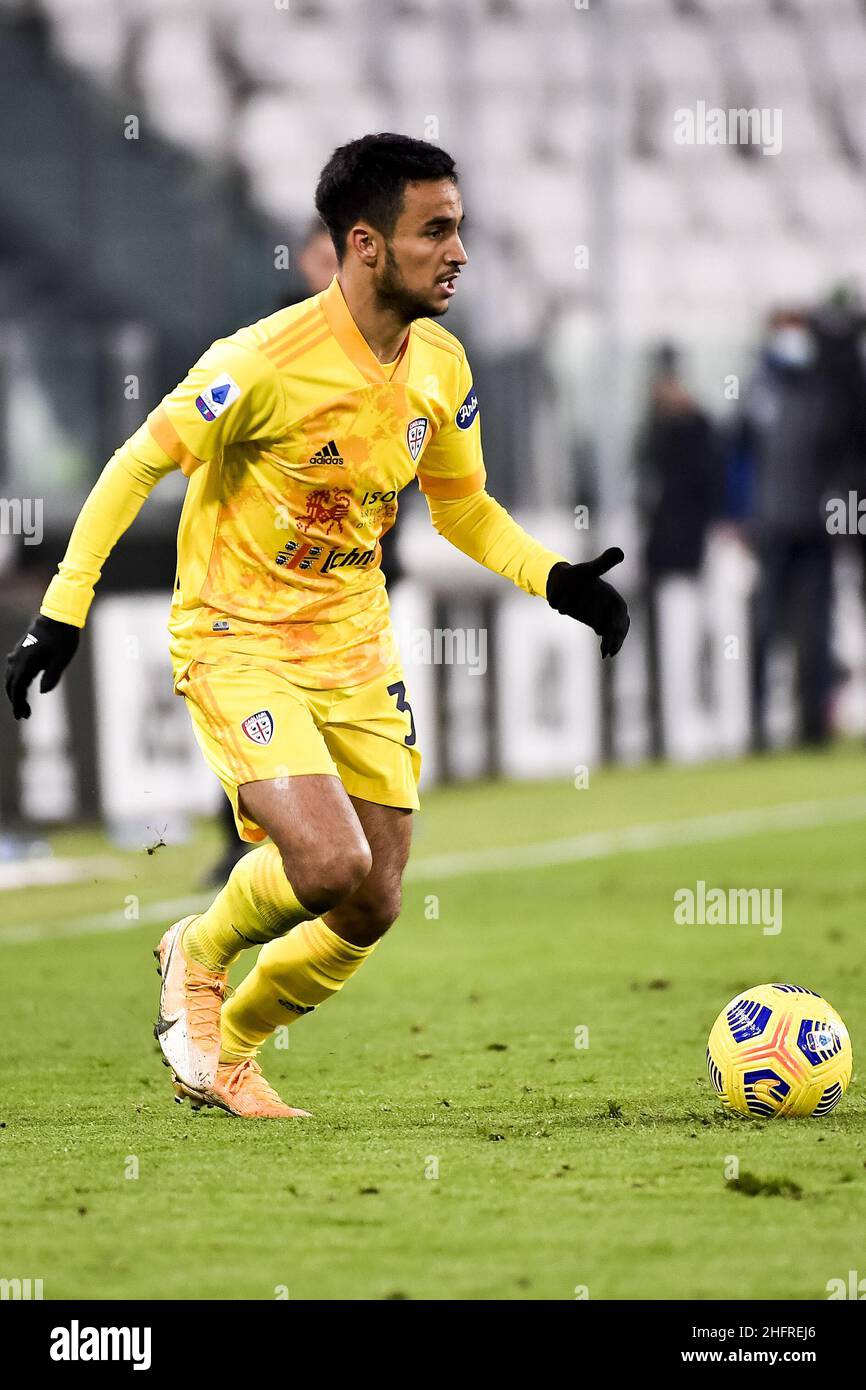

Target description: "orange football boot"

left=173, top=1058, right=312, bottom=1119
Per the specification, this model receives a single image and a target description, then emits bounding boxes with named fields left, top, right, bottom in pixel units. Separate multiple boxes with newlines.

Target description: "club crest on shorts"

left=406, top=416, right=429, bottom=461
left=241, top=710, right=274, bottom=745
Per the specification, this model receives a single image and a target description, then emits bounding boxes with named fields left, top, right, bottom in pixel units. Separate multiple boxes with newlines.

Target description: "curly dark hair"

left=315, top=132, right=458, bottom=262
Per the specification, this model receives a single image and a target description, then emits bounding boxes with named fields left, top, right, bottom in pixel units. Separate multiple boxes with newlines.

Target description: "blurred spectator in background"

left=732, top=305, right=863, bottom=749
left=289, top=217, right=339, bottom=298
left=638, top=345, right=721, bottom=759
left=811, top=289, right=866, bottom=609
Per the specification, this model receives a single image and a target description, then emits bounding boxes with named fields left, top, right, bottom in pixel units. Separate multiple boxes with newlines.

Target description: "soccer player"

left=5, top=134, right=629, bottom=1118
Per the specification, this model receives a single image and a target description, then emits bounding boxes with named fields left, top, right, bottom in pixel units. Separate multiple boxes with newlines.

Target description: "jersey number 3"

left=387, top=680, right=416, bottom=747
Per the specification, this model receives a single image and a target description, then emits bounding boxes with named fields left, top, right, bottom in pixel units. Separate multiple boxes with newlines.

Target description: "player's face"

left=376, top=179, right=467, bottom=320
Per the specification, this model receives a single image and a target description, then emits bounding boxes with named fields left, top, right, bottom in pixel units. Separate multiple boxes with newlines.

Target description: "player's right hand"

left=4, top=615, right=81, bottom=720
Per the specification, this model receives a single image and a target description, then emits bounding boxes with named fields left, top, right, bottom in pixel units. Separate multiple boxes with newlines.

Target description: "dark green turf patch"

left=726, top=1171, right=803, bottom=1199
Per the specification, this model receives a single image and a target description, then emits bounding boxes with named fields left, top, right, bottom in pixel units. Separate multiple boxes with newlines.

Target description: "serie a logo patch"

left=241, top=710, right=274, bottom=745
left=195, top=373, right=241, bottom=422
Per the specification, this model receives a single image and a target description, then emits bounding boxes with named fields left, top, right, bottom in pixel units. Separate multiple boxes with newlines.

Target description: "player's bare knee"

left=284, top=842, right=372, bottom=916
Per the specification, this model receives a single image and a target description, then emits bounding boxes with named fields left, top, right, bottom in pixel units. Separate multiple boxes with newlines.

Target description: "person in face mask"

left=766, top=315, right=817, bottom=371
left=637, top=345, right=723, bottom=760
left=732, top=308, right=845, bottom=748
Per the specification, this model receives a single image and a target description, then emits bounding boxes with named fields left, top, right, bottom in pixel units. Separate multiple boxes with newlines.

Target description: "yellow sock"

left=184, top=841, right=315, bottom=972
left=219, top=918, right=376, bottom=1059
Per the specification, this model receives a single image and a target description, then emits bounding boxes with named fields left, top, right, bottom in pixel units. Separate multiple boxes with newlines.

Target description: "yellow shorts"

left=175, top=657, right=421, bottom=842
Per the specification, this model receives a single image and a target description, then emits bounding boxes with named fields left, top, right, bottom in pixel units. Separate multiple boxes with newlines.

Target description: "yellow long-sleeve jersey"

left=41, top=276, right=567, bottom=689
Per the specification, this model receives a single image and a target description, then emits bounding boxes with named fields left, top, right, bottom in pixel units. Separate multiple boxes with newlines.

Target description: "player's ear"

left=348, top=223, right=379, bottom=267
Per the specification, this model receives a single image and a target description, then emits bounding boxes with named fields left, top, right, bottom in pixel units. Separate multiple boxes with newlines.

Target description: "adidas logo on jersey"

left=308, top=440, right=344, bottom=466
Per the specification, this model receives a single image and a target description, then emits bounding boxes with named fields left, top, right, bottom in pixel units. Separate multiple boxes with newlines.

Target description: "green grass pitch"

left=1, top=745, right=864, bottom=1301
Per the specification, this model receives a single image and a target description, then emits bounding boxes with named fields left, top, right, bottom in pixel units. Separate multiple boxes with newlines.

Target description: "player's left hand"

left=546, top=548, right=630, bottom=658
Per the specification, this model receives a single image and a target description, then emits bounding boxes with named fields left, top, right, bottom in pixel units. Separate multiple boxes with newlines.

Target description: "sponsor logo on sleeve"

left=241, top=710, right=274, bottom=745
left=406, top=416, right=429, bottom=460
left=195, top=373, right=242, bottom=423
left=455, top=385, right=479, bottom=430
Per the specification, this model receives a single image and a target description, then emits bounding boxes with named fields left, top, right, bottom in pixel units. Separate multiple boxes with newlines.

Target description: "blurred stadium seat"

left=13, top=0, right=866, bottom=341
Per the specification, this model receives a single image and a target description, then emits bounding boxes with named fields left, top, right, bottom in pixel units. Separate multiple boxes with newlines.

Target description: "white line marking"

left=403, top=793, right=866, bottom=881
left=3, top=793, right=866, bottom=945
left=0, top=856, right=124, bottom=891
left=0, top=895, right=203, bottom=945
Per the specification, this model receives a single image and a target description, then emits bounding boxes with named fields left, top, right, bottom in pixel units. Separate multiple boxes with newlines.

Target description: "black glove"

left=546, top=548, right=630, bottom=658
left=5, top=615, right=81, bottom=720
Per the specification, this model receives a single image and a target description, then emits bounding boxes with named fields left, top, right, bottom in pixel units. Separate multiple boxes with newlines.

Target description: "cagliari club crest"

left=241, top=710, right=274, bottom=745
left=406, top=416, right=429, bottom=461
